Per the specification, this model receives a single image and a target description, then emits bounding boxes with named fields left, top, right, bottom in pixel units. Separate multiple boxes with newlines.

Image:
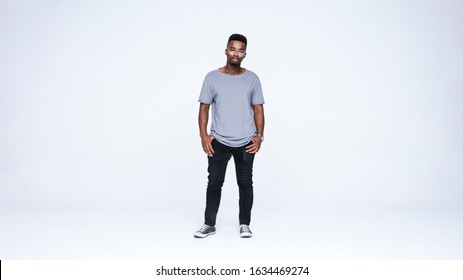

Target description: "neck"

left=221, top=63, right=244, bottom=75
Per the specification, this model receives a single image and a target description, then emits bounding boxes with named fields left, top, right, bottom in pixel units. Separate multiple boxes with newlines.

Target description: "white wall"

left=1, top=0, right=462, bottom=213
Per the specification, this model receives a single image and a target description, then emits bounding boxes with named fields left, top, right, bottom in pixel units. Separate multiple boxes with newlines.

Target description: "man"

left=194, top=34, right=265, bottom=238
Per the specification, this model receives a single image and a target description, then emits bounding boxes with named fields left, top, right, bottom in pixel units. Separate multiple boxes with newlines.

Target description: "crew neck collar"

left=217, top=68, right=247, bottom=76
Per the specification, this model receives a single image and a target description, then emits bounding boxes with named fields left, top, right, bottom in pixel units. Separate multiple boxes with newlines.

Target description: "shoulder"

left=205, top=69, right=220, bottom=78
left=244, top=70, right=262, bottom=87
left=244, top=69, right=261, bottom=80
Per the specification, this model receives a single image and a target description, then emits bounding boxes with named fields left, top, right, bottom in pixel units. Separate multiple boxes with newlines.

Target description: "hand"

left=245, top=136, right=262, bottom=154
left=201, top=135, right=215, bottom=156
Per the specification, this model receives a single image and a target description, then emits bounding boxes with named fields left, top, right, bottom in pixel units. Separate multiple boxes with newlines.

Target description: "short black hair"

left=228, top=33, right=247, bottom=47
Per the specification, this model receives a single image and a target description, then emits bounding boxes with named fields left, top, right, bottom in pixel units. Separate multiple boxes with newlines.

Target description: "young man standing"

left=195, top=34, right=265, bottom=238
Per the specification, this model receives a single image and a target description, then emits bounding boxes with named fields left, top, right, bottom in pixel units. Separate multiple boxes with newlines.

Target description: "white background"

left=1, top=0, right=462, bottom=259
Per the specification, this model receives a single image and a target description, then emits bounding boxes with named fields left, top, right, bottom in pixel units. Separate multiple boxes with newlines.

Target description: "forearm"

left=199, top=103, right=215, bottom=156
left=198, top=103, right=210, bottom=137
left=253, top=104, right=265, bottom=136
left=245, top=104, right=265, bottom=154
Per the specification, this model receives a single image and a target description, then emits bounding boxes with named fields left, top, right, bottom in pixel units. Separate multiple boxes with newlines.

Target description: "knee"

left=207, top=180, right=224, bottom=190
left=237, top=177, right=253, bottom=189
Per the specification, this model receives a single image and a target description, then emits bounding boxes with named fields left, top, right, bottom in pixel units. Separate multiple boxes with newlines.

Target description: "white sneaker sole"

left=194, top=231, right=216, bottom=238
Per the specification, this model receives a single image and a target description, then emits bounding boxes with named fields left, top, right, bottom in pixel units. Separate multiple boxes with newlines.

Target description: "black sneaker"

left=240, top=224, right=252, bottom=238
left=194, top=224, right=216, bottom=238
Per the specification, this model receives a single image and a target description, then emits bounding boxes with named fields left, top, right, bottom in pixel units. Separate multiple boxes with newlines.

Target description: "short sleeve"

left=198, top=74, right=213, bottom=104
left=251, top=76, right=265, bottom=105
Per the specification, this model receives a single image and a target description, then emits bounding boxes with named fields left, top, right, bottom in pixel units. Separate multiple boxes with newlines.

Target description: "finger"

left=247, top=147, right=259, bottom=154
left=208, top=142, right=214, bottom=154
left=249, top=142, right=261, bottom=152
left=247, top=141, right=257, bottom=148
left=245, top=144, right=255, bottom=152
left=246, top=148, right=258, bottom=154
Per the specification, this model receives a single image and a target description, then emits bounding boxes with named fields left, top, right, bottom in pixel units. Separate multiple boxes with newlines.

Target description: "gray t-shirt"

left=198, top=69, right=265, bottom=147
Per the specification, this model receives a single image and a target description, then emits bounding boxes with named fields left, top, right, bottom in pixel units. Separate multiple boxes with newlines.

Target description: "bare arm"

left=198, top=103, right=215, bottom=156
left=246, top=104, right=265, bottom=154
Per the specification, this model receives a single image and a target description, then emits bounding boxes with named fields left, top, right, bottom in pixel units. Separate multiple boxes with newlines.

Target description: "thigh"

left=208, top=140, right=232, bottom=177
left=232, top=143, right=255, bottom=174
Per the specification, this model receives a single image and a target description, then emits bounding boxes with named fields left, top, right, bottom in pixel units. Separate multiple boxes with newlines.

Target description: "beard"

left=230, top=60, right=241, bottom=66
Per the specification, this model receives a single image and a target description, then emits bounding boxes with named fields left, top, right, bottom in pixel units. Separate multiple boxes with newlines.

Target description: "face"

left=225, top=40, right=246, bottom=66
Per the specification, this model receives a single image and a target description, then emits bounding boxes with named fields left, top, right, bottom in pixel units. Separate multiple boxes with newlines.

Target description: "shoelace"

left=200, top=225, right=211, bottom=232
left=240, top=225, right=250, bottom=232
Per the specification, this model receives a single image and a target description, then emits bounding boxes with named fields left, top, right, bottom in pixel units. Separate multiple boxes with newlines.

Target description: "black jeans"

left=204, top=139, right=255, bottom=226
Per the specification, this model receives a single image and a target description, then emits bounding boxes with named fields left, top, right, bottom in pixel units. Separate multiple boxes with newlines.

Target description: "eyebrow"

left=229, top=47, right=246, bottom=51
